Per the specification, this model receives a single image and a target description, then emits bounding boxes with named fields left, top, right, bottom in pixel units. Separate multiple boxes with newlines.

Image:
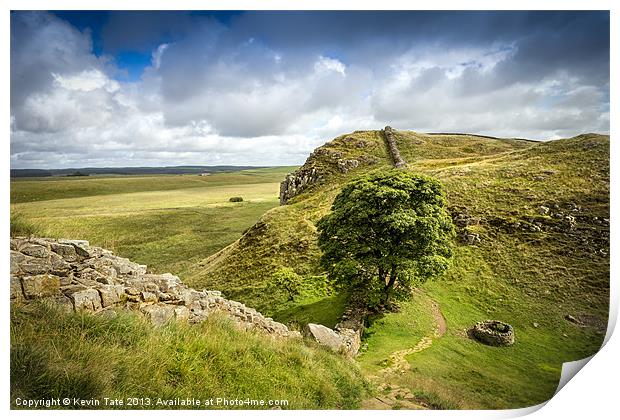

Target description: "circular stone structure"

left=472, top=320, right=515, bottom=347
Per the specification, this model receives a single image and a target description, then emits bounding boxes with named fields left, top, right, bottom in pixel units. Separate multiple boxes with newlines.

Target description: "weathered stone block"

left=174, top=305, right=190, bottom=322
left=50, top=253, right=72, bottom=275
left=61, top=284, right=88, bottom=296
left=20, top=257, right=49, bottom=275
left=10, top=238, right=24, bottom=251
left=98, top=285, right=125, bottom=307
left=10, top=251, right=25, bottom=274
left=10, top=276, right=24, bottom=302
left=305, top=323, right=345, bottom=353
left=151, top=273, right=182, bottom=293
left=51, top=243, right=78, bottom=261
left=20, top=244, right=49, bottom=258
left=22, top=274, right=61, bottom=299
left=141, top=291, right=158, bottom=303
left=144, top=282, right=159, bottom=293
left=59, top=239, right=91, bottom=258
left=71, top=288, right=102, bottom=312
left=47, top=295, right=74, bottom=313
left=125, top=287, right=141, bottom=296
left=141, top=303, right=175, bottom=327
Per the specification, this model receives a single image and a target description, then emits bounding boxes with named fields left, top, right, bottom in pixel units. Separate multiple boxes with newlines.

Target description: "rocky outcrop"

left=279, top=135, right=379, bottom=205
left=383, top=126, right=406, bottom=168
left=10, top=237, right=300, bottom=339
left=279, top=167, right=322, bottom=205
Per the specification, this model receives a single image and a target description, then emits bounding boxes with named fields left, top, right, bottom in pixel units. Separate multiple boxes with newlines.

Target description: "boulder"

left=305, top=323, right=345, bottom=352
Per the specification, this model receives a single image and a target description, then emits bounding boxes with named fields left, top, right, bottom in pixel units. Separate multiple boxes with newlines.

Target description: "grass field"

left=10, top=167, right=294, bottom=279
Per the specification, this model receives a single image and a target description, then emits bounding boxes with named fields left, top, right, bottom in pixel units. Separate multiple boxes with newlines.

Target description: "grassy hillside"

left=190, top=130, right=609, bottom=408
left=11, top=302, right=367, bottom=409
left=10, top=168, right=293, bottom=279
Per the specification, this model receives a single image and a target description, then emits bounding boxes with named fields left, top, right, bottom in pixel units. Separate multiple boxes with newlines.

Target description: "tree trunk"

left=383, top=266, right=398, bottom=305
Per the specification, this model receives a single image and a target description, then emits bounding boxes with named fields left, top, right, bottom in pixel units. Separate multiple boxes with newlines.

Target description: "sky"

left=10, top=10, right=610, bottom=169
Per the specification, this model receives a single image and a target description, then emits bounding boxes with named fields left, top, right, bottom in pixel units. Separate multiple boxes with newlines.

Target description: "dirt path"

left=361, top=298, right=447, bottom=410
left=378, top=300, right=446, bottom=376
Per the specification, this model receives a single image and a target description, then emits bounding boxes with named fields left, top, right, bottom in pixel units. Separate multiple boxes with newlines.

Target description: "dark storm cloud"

left=10, top=10, right=610, bottom=169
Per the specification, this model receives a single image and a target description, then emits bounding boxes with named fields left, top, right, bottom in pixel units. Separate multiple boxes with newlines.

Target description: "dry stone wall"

left=10, top=237, right=300, bottom=339
left=383, top=126, right=406, bottom=168
left=304, top=299, right=366, bottom=357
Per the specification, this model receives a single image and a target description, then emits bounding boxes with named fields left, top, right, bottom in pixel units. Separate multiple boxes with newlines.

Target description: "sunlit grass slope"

left=194, top=130, right=609, bottom=408
left=11, top=302, right=367, bottom=409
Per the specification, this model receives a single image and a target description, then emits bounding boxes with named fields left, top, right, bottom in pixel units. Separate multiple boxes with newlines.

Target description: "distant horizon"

left=10, top=164, right=299, bottom=176
left=12, top=128, right=612, bottom=171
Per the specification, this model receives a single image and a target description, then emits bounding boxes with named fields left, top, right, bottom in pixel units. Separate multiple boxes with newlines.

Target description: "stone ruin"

left=10, top=237, right=300, bottom=339
left=471, top=320, right=515, bottom=347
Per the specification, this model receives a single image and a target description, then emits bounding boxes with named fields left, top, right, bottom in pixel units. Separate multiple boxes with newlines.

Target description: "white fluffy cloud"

left=10, top=11, right=609, bottom=169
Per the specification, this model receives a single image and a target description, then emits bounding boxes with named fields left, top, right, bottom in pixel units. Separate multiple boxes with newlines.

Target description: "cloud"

left=10, top=11, right=610, bottom=169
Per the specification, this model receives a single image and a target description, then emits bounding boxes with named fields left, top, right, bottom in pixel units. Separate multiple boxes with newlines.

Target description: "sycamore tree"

left=317, top=169, right=455, bottom=309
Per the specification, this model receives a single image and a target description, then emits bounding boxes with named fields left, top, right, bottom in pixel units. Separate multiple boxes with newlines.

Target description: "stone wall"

left=10, top=237, right=300, bottom=339
left=304, top=297, right=366, bottom=357
left=383, top=126, right=406, bottom=168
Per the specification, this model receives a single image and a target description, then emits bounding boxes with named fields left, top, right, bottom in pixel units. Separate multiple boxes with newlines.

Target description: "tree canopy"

left=317, top=169, right=455, bottom=309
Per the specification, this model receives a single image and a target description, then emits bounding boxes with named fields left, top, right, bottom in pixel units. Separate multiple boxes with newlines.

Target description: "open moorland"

left=11, top=168, right=294, bottom=280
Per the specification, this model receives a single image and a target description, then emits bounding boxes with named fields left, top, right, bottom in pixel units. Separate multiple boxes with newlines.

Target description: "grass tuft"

left=11, top=302, right=368, bottom=409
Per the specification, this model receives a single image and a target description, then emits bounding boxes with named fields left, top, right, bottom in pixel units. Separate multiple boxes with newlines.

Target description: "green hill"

left=11, top=303, right=366, bottom=409
left=186, top=129, right=609, bottom=408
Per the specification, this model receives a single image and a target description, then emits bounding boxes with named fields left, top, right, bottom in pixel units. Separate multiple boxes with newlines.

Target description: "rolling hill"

left=186, top=129, right=609, bottom=408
